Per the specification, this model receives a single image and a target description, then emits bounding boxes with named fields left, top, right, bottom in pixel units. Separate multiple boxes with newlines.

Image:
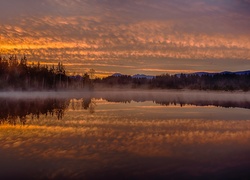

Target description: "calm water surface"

left=0, top=90, right=250, bottom=179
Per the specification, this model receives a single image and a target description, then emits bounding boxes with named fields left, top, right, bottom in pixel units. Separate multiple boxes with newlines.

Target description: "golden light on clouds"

left=1, top=0, right=250, bottom=76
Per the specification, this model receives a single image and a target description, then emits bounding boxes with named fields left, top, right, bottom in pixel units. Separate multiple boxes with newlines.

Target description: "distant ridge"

left=234, top=70, right=250, bottom=75
left=112, top=73, right=124, bottom=77
left=111, top=73, right=155, bottom=79
left=132, top=74, right=155, bottom=80
left=108, top=70, right=250, bottom=91
left=112, top=70, right=250, bottom=79
left=176, top=70, right=250, bottom=77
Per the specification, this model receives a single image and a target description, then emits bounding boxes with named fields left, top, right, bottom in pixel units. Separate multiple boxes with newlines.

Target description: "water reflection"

left=1, top=91, right=250, bottom=124
left=0, top=98, right=70, bottom=124
left=1, top=117, right=250, bottom=179
left=0, top=91, right=250, bottom=179
left=99, top=91, right=250, bottom=109
left=0, top=97, right=99, bottom=124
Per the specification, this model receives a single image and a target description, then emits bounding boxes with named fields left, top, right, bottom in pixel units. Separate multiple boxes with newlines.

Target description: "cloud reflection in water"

left=0, top=91, right=250, bottom=179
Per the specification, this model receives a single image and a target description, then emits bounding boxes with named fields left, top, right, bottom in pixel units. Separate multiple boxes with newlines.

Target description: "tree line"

left=95, top=73, right=250, bottom=91
left=1, top=55, right=250, bottom=91
left=0, top=55, right=91, bottom=90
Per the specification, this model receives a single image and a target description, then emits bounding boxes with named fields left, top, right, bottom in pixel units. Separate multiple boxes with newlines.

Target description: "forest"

left=95, top=72, right=250, bottom=91
left=0, top=55, right=91, bottom=90
left=1, top=55, right=250, bottom=91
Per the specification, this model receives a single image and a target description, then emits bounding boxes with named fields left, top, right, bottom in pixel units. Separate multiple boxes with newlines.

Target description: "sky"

left=1, top=0, right=250, bottom=77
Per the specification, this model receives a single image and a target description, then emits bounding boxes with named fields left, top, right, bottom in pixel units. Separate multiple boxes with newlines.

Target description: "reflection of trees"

left=82, top=98, right=96, bottom=114
left=89, top=100, right=96, bottom=114
left=82, top=98, right=91, bottom=110
left=154, top=100, right=250, bottom=109
left=70, top=98, right=96, bottom=113
left=69, top=98, right=97, bottom=114
left=0, top=98, right=70, bottom=125
left=2, top=94, right=250, bottom=125
left=0, top=97, right=100, bottom=125
left=102, top=95, right=250, bottom=109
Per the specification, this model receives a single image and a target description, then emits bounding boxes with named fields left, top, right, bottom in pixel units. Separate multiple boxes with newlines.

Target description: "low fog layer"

left=0, top=90, right=250, bottom=103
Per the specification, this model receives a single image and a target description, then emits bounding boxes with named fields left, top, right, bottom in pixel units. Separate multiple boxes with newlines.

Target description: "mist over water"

left=1, top=90, right=250, bottom=108
left=1, top=89, right=250, bottom=100
left=0, top=90, right=250, bottom=179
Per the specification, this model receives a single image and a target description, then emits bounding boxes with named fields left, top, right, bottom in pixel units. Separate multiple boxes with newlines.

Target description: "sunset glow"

left=1, top=0, right=250, bottom=76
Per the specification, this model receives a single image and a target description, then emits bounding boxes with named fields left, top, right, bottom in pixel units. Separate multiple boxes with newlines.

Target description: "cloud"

left=1, top=0, right=250, bottom=75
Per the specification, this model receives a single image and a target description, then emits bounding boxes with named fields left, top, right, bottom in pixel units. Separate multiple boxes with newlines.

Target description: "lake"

left=0, top=90, right=250, bottom=179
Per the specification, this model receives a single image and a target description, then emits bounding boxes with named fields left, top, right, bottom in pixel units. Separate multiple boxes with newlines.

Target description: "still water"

left=0, top=90, right=250, bottom=179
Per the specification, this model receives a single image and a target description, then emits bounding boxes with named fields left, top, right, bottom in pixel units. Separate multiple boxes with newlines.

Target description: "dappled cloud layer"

left=1, top=0, right=250, bottom=75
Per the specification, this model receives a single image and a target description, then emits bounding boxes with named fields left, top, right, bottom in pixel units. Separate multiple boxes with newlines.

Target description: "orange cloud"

left=1, top=0, right=250, bottom=75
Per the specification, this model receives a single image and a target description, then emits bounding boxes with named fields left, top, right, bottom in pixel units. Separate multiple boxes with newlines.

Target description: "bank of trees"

left=96, top=73, right=250, bottom=91
left=1, top=55, right=250, bottom=91
left=0, top=55, right=91, bottom=90
left=151, top=73, right=250, bottom=91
